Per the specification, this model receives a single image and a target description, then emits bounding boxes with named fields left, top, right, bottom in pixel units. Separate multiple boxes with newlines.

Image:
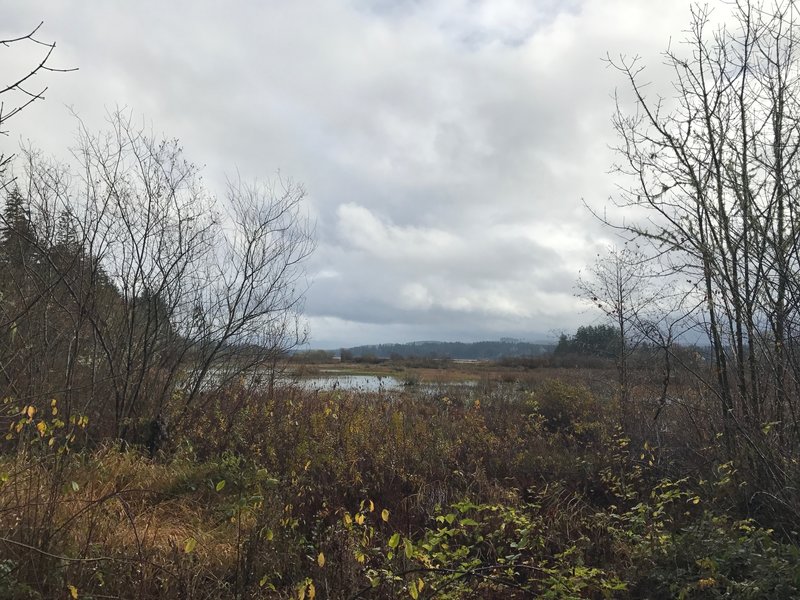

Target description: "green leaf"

left=215, top=479, right=226, bottom=492
left=184, top=537, right=197, bottom=553
left=388, top=533, right=401, bottom=548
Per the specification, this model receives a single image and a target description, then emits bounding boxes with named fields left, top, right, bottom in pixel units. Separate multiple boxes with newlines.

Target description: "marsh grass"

left=0, top=372, right=797, bottom=598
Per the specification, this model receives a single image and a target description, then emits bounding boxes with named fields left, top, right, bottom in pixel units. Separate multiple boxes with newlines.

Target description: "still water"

left=293, top=374, right=479, bottom=393
left=298, top=374, right=403, bottom=392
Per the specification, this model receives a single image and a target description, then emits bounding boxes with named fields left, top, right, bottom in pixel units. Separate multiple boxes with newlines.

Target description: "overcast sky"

left=4, top=1, right=696, bottom=348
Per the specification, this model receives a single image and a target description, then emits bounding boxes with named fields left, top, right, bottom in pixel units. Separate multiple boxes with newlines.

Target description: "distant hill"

left=339, top=339, right=555, bottom=360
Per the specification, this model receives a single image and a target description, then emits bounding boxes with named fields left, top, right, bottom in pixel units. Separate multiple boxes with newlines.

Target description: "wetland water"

left=294, top=374, right=478, bottom=393
left=298, top=374, right=402, bottom=391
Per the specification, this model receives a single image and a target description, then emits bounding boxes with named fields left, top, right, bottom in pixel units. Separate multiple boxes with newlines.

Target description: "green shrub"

left=631, top=515, right=800, bottom=599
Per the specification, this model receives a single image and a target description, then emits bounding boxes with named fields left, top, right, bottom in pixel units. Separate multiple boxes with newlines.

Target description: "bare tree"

left=578, top=243, right=711, bottom=448
left=577, top=244, right=657, bottom=408
left=0, top=23, right=75, bottom=175
left=1, top=111, right=314, bottom=445
left=607, top=0, right=800, bottom=511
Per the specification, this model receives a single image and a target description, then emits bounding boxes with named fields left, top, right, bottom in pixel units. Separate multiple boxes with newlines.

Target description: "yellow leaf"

left=36, top=421, right=46, bottom=437
left=368, top=500, right=374, bottom=512
left=67, top=584, right=78, bottom=599
left=343, top=513, right=352, bottom=526
left=317, top=552, right=325, bottom=567
left=25, top=406, right=35, bottom=419
left=308, top=582, right=316, bottom=599
left=408, top=580, right=419, bottom=599
left=418, top=578, right=424, bottom=592
left=698, top=577, right=716, bottom=589
left=184, top=537, right=197, bottom=553
left=355, top=513, right=365, bottom=525
left=381, top=509, right=390, bottom=522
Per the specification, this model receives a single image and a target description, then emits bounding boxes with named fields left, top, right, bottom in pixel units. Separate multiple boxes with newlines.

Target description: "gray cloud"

left=5, top=0, right=694, bottom=347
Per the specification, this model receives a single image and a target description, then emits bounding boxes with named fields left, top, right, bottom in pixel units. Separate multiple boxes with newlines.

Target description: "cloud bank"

left=5, top=0, right=694, bottom=347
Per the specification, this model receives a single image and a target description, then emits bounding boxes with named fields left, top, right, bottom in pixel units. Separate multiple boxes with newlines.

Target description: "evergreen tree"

left=0, top=187, right=36, bottom=269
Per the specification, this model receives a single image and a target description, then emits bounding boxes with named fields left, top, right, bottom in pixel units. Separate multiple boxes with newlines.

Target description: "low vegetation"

left=1, top=368, right=799, bottom=599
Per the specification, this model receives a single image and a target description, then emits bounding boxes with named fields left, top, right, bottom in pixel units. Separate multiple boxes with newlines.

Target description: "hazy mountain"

left=339, top=339, right=555, bottom=360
